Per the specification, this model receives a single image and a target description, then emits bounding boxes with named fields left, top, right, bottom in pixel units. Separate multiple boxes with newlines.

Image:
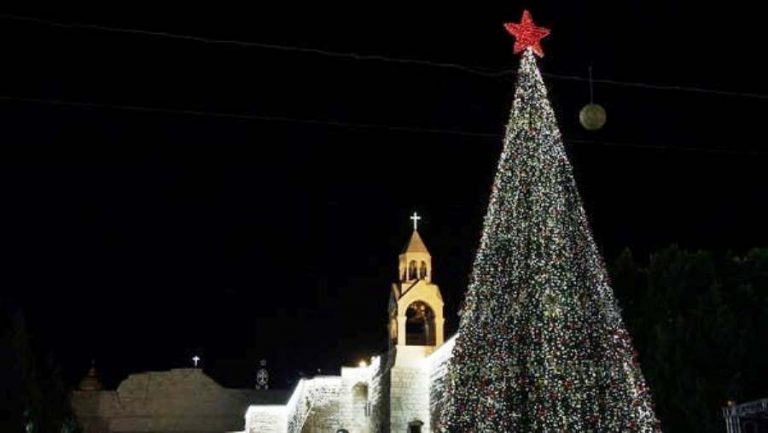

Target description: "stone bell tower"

left=388, top=213, right=445, bottom=354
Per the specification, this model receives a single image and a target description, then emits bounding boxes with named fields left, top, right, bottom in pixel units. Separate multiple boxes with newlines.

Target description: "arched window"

left=408, top=260, right=417, bottom=280
left=405, top=301, right=436, bottom=346
left=419, top=261, right=428, bottom=279
left=352, top=383, right=369, bottom=417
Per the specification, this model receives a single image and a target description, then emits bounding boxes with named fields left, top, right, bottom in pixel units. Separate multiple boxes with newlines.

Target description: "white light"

left=358, top=360, right=367, bottom=368
left=192, top=355, right=200, bottom=367
left=410, top=212, right=422, bottom=231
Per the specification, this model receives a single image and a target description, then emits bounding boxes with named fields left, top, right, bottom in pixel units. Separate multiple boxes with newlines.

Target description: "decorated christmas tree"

left=439, top=11, right=661, bottom=432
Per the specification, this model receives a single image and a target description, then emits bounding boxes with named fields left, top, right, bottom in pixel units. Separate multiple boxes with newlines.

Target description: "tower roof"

left=79, top=364, right=102, bottom=392
left=402, top=230, right=430, bottom=254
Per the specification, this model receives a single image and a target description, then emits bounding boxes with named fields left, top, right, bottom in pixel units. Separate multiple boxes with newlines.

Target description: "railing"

left=297, top=398, right=316, bottom=433
left=722, top=398, right=768, bottom=433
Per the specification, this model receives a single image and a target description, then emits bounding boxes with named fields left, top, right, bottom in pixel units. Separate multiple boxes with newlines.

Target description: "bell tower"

left=388, top=213, right=445, bottom=352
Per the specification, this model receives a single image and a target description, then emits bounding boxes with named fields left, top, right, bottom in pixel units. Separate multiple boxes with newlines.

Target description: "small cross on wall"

left=192, top=355, right=201, bottom=368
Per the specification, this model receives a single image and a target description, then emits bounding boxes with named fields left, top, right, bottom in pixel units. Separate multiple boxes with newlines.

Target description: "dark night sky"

left=1, top=3, right=766, bottom=390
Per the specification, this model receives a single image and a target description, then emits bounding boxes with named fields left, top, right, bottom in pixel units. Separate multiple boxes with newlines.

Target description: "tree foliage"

left=0, top=305, right=81, bottom=433
left=610, top=247, right=768, bottom=433
left=439, top=48, right=660, bottom=432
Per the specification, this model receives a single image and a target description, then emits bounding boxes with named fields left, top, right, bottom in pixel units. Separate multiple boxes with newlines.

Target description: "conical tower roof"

left=79, top=363, right=102, bottom=391
left=402, top=230, right=429, bottom=254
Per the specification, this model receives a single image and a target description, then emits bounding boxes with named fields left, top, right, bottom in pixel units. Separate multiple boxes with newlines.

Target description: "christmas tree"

left=439, top=11, right=661, bottom=432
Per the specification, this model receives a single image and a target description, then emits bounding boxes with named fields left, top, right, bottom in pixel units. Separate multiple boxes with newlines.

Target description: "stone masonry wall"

left=390, top=364, right=430, bottom=432
left=368, top=353, right=392, bottom=433
left=72, top=369, right=267, bottom=433
left=244, top=337, right=456, bottom=433
left=299, top=377, right=344, bottom=433
left=245, top=406, right=287, bottom=433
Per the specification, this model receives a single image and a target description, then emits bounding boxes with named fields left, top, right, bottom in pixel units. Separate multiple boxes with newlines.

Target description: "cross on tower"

left=192, top=355, right=200, bottom=368
left=410, top=212, right=422, bottom=231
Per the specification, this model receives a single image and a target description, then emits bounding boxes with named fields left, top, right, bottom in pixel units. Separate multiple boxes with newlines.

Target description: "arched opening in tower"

left=408, top=260, right=418, bottom=280
left=405, top=301, right=436, bottom=346
left=419, top=261, right=428, bottom=280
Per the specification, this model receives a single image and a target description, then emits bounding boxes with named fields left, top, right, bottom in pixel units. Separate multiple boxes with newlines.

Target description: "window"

left=352, top=383, right=369, bottom=417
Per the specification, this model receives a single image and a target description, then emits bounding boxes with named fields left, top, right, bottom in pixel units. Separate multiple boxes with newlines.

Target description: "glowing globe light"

left=579, top=103, right=607, bottom=131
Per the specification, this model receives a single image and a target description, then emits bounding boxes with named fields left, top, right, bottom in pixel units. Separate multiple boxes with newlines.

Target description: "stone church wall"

left=299, top=377, right=344, bottom=433
left=250, top=353, right=393, bottom=433
left=245, top=406, right=286, bottom=433
left=276, top=374, right=372, bottom=433
left=388, top=345, right=439, bottom=432
left=339, top=365, right=374, bottom=433
left=368, top=353, right=392, bottom=433
left=244, top=337, right=456, bottom=433
left=73, top=368, right=280, bottom=433
left=390, top=364, right=430, bottom=432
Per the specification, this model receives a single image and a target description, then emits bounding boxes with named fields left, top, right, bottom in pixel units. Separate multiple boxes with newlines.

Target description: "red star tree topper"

left=504, top=10, right=550, bottom=57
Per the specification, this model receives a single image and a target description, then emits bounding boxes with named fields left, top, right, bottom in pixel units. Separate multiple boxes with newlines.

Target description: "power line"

left=0, top=95, right=498, bottom=138
left=0, top=13, right=508, bottom=78
left=2, top=13, right=768, bottom=100
left=2, top=95, right=766, bottom=157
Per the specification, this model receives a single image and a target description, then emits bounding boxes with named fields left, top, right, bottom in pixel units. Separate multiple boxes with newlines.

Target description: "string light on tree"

left=439, top=10, right=660, bottom=432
